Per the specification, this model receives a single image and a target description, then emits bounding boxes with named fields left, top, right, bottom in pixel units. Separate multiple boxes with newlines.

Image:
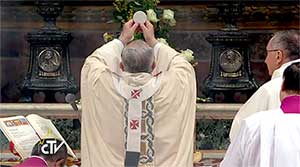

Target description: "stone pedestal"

left=21, top=0, right=77, bottom=102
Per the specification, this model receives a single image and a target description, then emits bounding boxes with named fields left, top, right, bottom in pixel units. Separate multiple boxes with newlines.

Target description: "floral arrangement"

left=103, top=0, right=195, bottom=63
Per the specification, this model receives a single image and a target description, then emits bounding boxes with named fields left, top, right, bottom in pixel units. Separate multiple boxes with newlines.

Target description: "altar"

left=0, top=103, right=239, bottom=166
left=0, top=0, right=299, bottom=166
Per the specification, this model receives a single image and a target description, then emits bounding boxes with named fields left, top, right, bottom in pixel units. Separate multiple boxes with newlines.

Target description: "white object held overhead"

left=133, top=11, right=147, bottom=24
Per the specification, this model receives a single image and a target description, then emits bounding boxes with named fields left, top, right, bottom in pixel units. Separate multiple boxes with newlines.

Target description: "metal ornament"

left=22, top=0, right=77, bottom=102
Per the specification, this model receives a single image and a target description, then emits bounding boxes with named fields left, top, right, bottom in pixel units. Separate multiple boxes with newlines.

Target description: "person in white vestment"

left=230, top=30, right=300, bottom=140
left=80, top=19, right=196, bottom=167
left=221, top=62, right=300, bottom=167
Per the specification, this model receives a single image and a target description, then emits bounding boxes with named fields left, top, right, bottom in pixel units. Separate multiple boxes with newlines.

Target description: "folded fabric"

left=14, top=156, right=48, bottom=167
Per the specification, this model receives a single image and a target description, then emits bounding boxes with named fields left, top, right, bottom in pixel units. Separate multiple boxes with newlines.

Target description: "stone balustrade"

left=0, top=103, right=240, bottom=120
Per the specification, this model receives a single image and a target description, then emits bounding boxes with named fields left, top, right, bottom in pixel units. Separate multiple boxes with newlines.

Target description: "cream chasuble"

left=80, top=39, right=196, bottom=167
left=221, top=95, right=300, bottom=167
left=230, top=59, right=300, bottom=141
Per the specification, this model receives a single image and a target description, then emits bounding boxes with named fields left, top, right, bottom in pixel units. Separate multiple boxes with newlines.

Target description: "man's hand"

left=140, top=21, right=158, bottom=47
left=119, top=20, right=139, bottom=45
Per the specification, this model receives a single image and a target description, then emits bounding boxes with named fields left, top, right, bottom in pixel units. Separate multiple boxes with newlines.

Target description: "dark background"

left=0, top=0, right=299, bottom=102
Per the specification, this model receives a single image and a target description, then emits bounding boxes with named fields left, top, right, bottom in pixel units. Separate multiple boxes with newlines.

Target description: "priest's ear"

left=275, top=50, right=285, bottom=67
left=120, top=62, right=125, bottom=71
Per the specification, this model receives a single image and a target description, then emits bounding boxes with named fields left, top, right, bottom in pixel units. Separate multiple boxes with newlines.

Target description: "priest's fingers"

left=119, top=20, right=137, bottom=45
left=140, top=23, right=147, bottom=32
left=145, top=20, right=154, bottom=30
left=131, top=22, right=139, bottom=31
left=140, top=22, right=157, bottom=47
left=126, top=19, right=134, bottom=26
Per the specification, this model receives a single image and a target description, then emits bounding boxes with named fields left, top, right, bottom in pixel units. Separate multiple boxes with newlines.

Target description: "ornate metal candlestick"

left=22, top=0, right=77, bottom=102
left=204, top=2, right=257, bottom=102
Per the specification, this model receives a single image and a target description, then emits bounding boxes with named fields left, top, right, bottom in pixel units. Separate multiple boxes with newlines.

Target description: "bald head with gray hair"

left=270, top=30, right=300, bottom=61
left=121, top=40, right=154, bottom=73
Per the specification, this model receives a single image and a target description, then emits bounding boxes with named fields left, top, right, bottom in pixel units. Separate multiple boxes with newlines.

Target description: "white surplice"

left=221, top=109, right=300, bottom=167
left=80, top=39, right=196, bottom=167
left=230, top=59, right=300, bottom=140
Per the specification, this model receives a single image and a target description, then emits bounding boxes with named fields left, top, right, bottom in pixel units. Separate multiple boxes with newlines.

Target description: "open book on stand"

left=0, top=114, right=77, bottom=160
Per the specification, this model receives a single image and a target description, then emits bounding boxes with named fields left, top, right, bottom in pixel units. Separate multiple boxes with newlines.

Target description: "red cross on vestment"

left=131, top=89, right=141, bottom=99
left=130, top=120, right=139, bottom=130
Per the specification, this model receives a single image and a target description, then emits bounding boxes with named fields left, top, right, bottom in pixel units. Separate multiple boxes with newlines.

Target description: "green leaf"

left=134, top=1, right=142, bottom=6
left=116, top=15, right=123, bottom=20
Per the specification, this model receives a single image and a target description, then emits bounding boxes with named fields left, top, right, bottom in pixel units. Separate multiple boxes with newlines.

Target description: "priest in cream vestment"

left=221, top=62, right=300, bottom=167
left=80, top=20, right=196, bottom=167
left=230, top=30, right=300, bottom=140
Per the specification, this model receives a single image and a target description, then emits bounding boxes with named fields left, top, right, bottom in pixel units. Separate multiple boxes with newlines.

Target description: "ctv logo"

left=40, top=139, right=65, bottom=155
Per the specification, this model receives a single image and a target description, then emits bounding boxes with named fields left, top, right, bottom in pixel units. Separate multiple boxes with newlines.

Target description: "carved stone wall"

left=1, top=0, right=299, bottom=102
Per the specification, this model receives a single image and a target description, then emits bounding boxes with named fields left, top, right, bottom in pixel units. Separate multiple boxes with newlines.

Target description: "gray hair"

left=121, top=40, right=154, bottom=73
left=271, top=30, right=300, bottom=60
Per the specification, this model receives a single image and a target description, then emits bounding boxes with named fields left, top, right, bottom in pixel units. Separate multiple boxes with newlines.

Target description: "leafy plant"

left=53, top=120, right=80, bottom=149
left=112, top=0, right=175, bottom=40
left=196, top=119, right=231, bottom=150
left=104, top=0, right=195, bottom=63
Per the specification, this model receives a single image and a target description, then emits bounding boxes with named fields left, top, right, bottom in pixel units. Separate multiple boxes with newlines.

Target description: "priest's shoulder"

left=243, top=109, right=282, bottom=125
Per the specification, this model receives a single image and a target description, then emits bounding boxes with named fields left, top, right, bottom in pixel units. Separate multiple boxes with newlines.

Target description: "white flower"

left=146, top=9, right=159, bottom=23
left=157, top=38, right=169, bottom=45
left=162, top=9, right=174, bottom=21
left=168, top=18, right=176, bottom=27
left=180, top=49, right=194, bottom=62
left=103, top=32, right=114, bottom=43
